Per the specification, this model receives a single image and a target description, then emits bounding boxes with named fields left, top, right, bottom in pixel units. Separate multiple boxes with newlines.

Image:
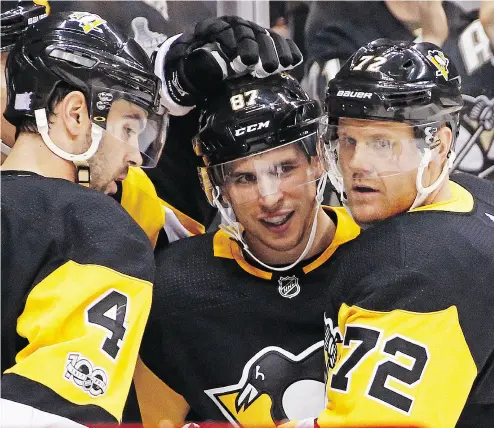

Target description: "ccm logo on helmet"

left=337, top=90, right=373, bottom=99
left=235, top=120, right=270, bottom=137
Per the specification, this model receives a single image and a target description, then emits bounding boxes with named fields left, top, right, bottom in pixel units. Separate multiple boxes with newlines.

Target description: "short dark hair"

left=16, top=83, right=78, bottom=138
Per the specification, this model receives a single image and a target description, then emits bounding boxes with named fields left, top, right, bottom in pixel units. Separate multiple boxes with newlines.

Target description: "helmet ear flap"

left=198, top=165, right=230, bottom=208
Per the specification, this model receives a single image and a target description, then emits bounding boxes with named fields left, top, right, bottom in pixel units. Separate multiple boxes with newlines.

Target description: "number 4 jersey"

left=1, top=171, right=154, bottom=425
left=319, top=174, right=494, bottom=428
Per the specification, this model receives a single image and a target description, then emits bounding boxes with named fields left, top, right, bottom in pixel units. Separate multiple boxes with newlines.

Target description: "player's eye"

left=340, top=136, right=357, bottom=147
left=369, top=139, right=392, bottom=151
left=124, top=126, right=137, bottom=138
left=233, top=172, right=257, bottom=185
left=278, top=163, right=297, bottom=174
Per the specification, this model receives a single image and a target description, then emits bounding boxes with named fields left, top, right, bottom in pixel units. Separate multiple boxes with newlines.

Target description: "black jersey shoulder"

left=330, top=175, right=494, bottom=311
left=1, top=173, right=154, bottom=283
left=451, top=172, right=494, bottom=205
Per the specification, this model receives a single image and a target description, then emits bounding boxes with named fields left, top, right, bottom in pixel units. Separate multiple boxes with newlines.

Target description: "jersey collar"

left=213, top=206, right=360, bottom=280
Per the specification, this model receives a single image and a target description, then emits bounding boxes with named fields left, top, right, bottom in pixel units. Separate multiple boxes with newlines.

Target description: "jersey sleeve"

left=120, top=166, right=206, bottom=250
left=120, top=166, right=166, bottom=247
left=319, top=268, right=477, bottom=428
left=1, top=197, right=155, bottom=425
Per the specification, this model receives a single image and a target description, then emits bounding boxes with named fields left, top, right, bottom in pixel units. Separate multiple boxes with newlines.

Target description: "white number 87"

left=230, top=90, right=258, bottom=111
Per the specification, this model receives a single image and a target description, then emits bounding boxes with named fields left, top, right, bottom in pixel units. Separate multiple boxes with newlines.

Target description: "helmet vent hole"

left=402, top=59, right=414, bottom=69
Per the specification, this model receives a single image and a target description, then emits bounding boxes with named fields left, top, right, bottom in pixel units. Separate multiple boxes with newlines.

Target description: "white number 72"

left=352, top=55, right=387, bottom=72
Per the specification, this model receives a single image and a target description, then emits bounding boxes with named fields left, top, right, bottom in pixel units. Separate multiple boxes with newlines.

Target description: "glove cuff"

left=154, top=33, right=195, bottom=117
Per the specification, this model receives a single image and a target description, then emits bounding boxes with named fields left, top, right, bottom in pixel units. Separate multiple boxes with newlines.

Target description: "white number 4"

left=230, top=90, right=258, bottom=111
left=352, top=55, right=387, bottom=72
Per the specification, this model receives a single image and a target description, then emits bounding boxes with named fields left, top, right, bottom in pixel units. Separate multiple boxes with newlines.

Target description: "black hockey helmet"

left=194, top=73, right=321, bottom=167
left=194, top=73, right=323, bottom=206
left=324, top=38, right=463, bottom=136
left=321, top=39, right=464, bottom=211
left=4, top=11, right=166, bottom=167
left=0, top=0, right=49, bottom=52
left=5, top=11, right=161, bottom=125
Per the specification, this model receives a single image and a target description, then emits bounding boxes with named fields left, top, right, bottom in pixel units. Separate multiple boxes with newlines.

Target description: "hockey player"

left=136, top=73, right=361, bottom=426
left=1, top=11, right=163, bottom=427
left=122, top=16, right=307, bottom=423
left=312, top=39, right=494, bottom=427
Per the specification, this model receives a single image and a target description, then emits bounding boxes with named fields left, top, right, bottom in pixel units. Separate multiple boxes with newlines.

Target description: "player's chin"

left=267, top=237, right=300, bottom=253
left=265, top=229, right=306, bottom=253
left=348, top=201, right=388, bottom=226
left=102, top=180, right=118, bottom=195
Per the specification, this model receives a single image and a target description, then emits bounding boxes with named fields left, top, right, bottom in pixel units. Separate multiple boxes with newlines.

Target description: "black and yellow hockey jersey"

left=442, top=11, right=494, bottom=179
left=117, top=166, right=205, bottom=249
left=1, top=171, right=155, bottom=424
left=319, top=174, right=494, bottom=428
left=139, top=207, right=360, bottom=426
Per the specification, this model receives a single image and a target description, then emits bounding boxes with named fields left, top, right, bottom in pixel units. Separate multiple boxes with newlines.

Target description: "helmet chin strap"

left=1, top=140, right=12, bottom=156
left=409, top=148, right=455, bottom=210
left=35, top=108, right=103, bottom=186
left=213, top=174, right=328, bottom=272
left=325, top=146, right=347, bottom=205
left=324, top=142, right=360, bottom=224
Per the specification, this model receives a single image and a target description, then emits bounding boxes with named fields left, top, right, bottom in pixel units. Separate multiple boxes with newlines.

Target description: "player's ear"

left=59, top=91, right=90, bottom=137
left=437, top=124, right=453, bottom=163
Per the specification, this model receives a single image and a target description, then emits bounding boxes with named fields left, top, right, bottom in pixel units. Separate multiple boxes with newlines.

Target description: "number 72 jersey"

left=321, top=303, right=476, bottom=428
left=318, top=176, right=494, bottom=428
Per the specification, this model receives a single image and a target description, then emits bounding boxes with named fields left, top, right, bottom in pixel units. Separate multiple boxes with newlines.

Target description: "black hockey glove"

left=154, top=15, right=303, bottom=116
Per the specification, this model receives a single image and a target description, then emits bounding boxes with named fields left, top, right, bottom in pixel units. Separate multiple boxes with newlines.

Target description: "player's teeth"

left=264, top=214, right=288, bottom=224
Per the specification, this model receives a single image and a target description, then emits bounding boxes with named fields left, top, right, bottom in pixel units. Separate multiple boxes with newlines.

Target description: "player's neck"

left=1, top=133, right=76, bottom=182
left=422, top=174, right=452, bottom=206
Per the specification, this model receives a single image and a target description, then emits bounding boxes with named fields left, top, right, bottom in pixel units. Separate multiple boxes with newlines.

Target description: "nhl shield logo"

left=278, top=276, right=300, bottom=299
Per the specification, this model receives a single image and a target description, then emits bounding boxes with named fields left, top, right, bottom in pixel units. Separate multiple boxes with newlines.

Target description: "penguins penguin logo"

left=426, top=49, right=450, bottom=80
left=205, top=342, right=325, bottom=426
